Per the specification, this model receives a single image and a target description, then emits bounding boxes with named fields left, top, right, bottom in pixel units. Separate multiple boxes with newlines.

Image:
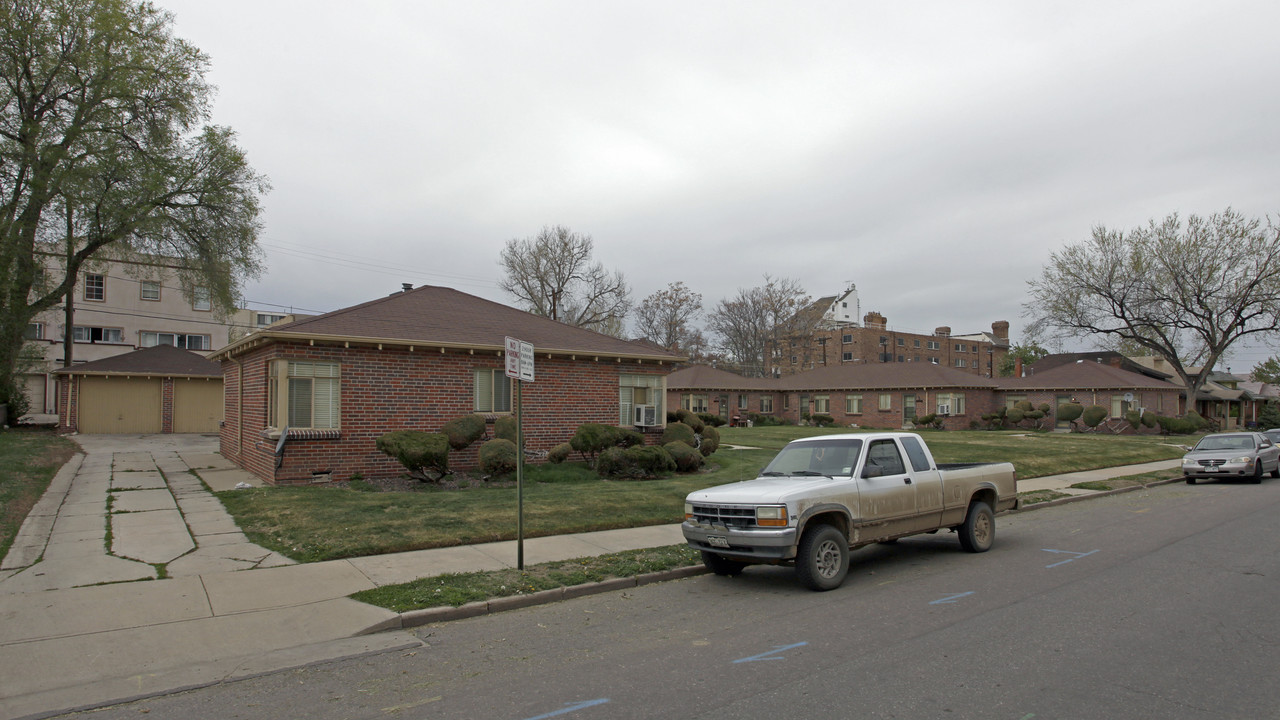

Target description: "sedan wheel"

left=1252, top=461, right=1264, bottom=484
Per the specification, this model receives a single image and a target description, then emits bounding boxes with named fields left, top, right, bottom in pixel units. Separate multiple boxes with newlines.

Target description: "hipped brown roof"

left=212, top=285, right=683, bottom=362
left=667, top=365, right=780, bottom=391
left=996, top=362, right=1180, bottom=391
left=55, top=345, right=222, bottom=378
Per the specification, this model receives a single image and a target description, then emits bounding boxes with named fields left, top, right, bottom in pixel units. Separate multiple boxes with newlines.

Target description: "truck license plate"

left=708, top=536, right=730, bottom=549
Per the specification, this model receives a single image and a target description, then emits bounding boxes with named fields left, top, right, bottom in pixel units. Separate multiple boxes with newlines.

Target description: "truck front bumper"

left=682, top=521, right=797, bottom=562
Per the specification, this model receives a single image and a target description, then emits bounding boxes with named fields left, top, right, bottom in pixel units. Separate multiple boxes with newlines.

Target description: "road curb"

left=1009, top=475, right=1185, bottom=513
left=391, top=564, right=709, bottom=629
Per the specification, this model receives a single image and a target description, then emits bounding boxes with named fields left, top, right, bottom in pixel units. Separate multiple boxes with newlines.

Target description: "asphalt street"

left=62, top=478, right=1280, bottom=720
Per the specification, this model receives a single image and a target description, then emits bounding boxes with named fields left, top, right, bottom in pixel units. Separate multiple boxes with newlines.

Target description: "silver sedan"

left=1182, top=432, right=1280, bottom=484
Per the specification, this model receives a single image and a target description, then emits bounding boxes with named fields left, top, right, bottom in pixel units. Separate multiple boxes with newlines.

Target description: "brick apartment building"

left=776, top=307, right=1010, bottom=378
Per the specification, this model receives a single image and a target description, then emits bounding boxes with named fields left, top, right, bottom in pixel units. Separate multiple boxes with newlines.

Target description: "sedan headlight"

left=1181, top=458, right=1196, bottom=467
left=756, top=505, right=788, bottom=527
left=1232, top=456, right=1254, bottom=464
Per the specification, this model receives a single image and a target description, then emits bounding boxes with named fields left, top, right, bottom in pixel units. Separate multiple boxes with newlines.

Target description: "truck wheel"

left=795, top=524, right=849, bottom=591
left=958, top=501, right=994, bottom=553
left=701, top=551, right=746, bottom=576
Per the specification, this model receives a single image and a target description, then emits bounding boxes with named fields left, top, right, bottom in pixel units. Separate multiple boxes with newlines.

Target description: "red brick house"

left=211, top=286, right=681, bottom=484
left=669, top=355, right=1186, bottom=433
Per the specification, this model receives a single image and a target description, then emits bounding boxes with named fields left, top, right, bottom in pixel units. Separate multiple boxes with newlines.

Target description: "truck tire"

left=957, top=501, right=994, bottom=553
left=795, top=524, right=850, bottom=591
left=701, top=551, right=747, bottom=576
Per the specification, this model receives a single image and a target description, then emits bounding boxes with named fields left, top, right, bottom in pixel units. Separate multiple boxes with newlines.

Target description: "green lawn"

left=218, top=427, right=1191, bottom=564
left=0, top=429, right=78, bottom=562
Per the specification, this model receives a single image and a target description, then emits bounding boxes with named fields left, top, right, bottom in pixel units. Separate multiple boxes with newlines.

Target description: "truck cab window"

left=899, top=436, right=932, bottom=472
left=866, top=439, right=905, bottom=476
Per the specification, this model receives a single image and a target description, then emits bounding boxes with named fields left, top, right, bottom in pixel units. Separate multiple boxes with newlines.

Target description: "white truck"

left=682, top=432, right=1019, bottom=590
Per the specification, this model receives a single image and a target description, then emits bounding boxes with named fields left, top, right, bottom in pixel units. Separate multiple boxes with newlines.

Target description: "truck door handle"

left=904, top=478, right=912, bottom=485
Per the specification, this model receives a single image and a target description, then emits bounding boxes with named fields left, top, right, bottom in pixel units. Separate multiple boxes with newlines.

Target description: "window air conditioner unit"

left=634, top=405, right=659, bottom=427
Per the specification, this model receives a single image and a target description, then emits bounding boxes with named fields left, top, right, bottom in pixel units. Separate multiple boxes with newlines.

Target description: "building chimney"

left=863, top=311, right=887, bottom=330
left=401, top=283, right=413, bottom=293
left=992, top=320, right=1009, bottom=340
left=1015, top=357, right=1023, bottom=378
left=935, top=326, right=951, bottom=337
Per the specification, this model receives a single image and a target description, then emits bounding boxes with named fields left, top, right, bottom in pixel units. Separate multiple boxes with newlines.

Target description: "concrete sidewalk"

left=0, top=435, right=1180, bottom=720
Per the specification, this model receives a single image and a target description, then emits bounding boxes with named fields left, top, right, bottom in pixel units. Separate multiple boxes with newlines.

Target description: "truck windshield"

left=761, top=439, right=862, bottom=478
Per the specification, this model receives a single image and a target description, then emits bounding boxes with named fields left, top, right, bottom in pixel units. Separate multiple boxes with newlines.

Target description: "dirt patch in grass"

left=1018, top=489, right=1073, bottom=505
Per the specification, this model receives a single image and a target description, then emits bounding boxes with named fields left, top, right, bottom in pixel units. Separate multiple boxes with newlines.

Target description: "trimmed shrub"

left=1057, top=403, right=1084, bottom=427
left=548, top=442, right=572, bottom=464
left=662, top=422, right=697, bottom=447
left=441, top=414, right=488, bottom=450
left=615, top=428, right=646, bottom=448
left=810, top=413, right=835, bottom=427
left=665, top=441, right=704, bottom=471
left=479, top=438, right=518, bottom=476
left=697, top=412, right=727, bottom=427
left=375, top=431, right=450, bottom=482
left=1141, top=411, right=1157, bottom=429
left=675, top=409, right=705, bottom=433
left=1081, top=405, right=1109, bottom=430
left=914, top=413, right=940, bottom=429
left=494, top=415, right=518, bottom=443
left=1124, top=410, right=1142, bottom=429
left=666, top=410, right=681, bottom=424
left=746, top=412, right=787, bottom=426
left=570, top=423, right=618, bottom=460
left=597, top=446, right=675, bottom=478
left=698, top=425, right=720, bottom=456
left=1186, top=411, right=1208, bottom=431
left=1006, top=407, right=1026, bottom=425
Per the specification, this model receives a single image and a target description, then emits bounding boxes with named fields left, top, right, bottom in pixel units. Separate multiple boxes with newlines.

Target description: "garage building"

left=55, top=345, right=224, bottom=434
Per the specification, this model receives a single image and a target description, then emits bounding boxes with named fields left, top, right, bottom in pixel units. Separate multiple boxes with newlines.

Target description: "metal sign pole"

left=516, top=376, right=524, bottom=570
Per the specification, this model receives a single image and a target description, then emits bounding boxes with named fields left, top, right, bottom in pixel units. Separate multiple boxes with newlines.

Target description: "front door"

left=1055, top=395, right=1073, bottom=429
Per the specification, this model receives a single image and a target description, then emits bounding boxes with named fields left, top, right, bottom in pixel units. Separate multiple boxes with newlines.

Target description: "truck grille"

left=690, top=504, right=756, bottom=528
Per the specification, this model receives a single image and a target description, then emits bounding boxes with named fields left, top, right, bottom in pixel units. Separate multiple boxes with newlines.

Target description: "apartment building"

left=20, top=255, right=303, bottom=414
left=776, top=306, right=1010, bottom=378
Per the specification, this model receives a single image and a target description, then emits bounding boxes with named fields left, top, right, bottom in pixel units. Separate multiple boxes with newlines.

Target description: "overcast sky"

left=155, top=0, right=1280, bottom=371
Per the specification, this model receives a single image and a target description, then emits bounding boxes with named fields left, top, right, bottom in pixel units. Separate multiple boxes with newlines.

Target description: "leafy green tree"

left=1251, top=356, right=1280, bottom=384
left=1026, top=209, right=1280, bottom=405
left=997, top=342, right=1050, bottom=377
left=0, top=0, right=267, bottom=419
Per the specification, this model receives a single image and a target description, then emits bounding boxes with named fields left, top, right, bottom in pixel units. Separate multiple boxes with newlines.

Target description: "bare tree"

left=707, top=276, right=810, bottom=377
left=1026, top=208, right=1280, bottom=402
left=634, top=281, right=703, bottom=352
left=498, top=225, right=630, bottom=332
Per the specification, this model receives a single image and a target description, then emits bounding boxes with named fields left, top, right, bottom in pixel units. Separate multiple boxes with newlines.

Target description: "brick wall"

left=221, top=342, right=672, bottom=485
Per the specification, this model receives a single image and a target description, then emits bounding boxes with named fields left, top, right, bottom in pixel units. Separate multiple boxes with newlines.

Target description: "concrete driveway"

left=0, top=434, right=413, bottom=719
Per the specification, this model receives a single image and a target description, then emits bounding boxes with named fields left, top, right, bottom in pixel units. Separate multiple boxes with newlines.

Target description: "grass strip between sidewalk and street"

left=350, top=544, right=701, bottom=612
left=1069, top=467, right=1183, bottom=491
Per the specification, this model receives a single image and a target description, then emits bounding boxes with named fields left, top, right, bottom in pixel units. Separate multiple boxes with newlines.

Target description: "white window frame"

left=814, top=395, right=830, bottom=413
left=25, top=322, right=43, bottom=340
left=140, top=281, right=161, bottom=301
left=683, top=393, right=709, bottom=414
left=846, top=394, right=863, bottom=414
left=72, top=325, right=123, bottom=343
left=760, top=395, right=774, bottom=413
left=192, top=287, right=211, bottom=312
left=620, top=373, right=665, bottom=425
left=879, top=393, right=891, bottom=411
left=140, top=331, right=211, bottom=350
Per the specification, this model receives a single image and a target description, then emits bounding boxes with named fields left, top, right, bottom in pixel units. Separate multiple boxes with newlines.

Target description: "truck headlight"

left=684, top=502, right=693, bottom=521
left=756, top=505, right=787, bottom=527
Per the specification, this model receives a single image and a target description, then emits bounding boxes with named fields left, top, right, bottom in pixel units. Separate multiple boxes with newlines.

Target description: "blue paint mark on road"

left=930, top=591, right=975, bottom=605
left=520, top=699, right=610, bottom=720
left=733, top=641, right=809, bottom=664
left=1042, top=549, right=1099, bottom=568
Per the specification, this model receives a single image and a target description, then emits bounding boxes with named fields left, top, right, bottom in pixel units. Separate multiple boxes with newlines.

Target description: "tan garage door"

left=78, top=376, right=162, bottom=434
left=173, top=378, right=224, bottom=433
